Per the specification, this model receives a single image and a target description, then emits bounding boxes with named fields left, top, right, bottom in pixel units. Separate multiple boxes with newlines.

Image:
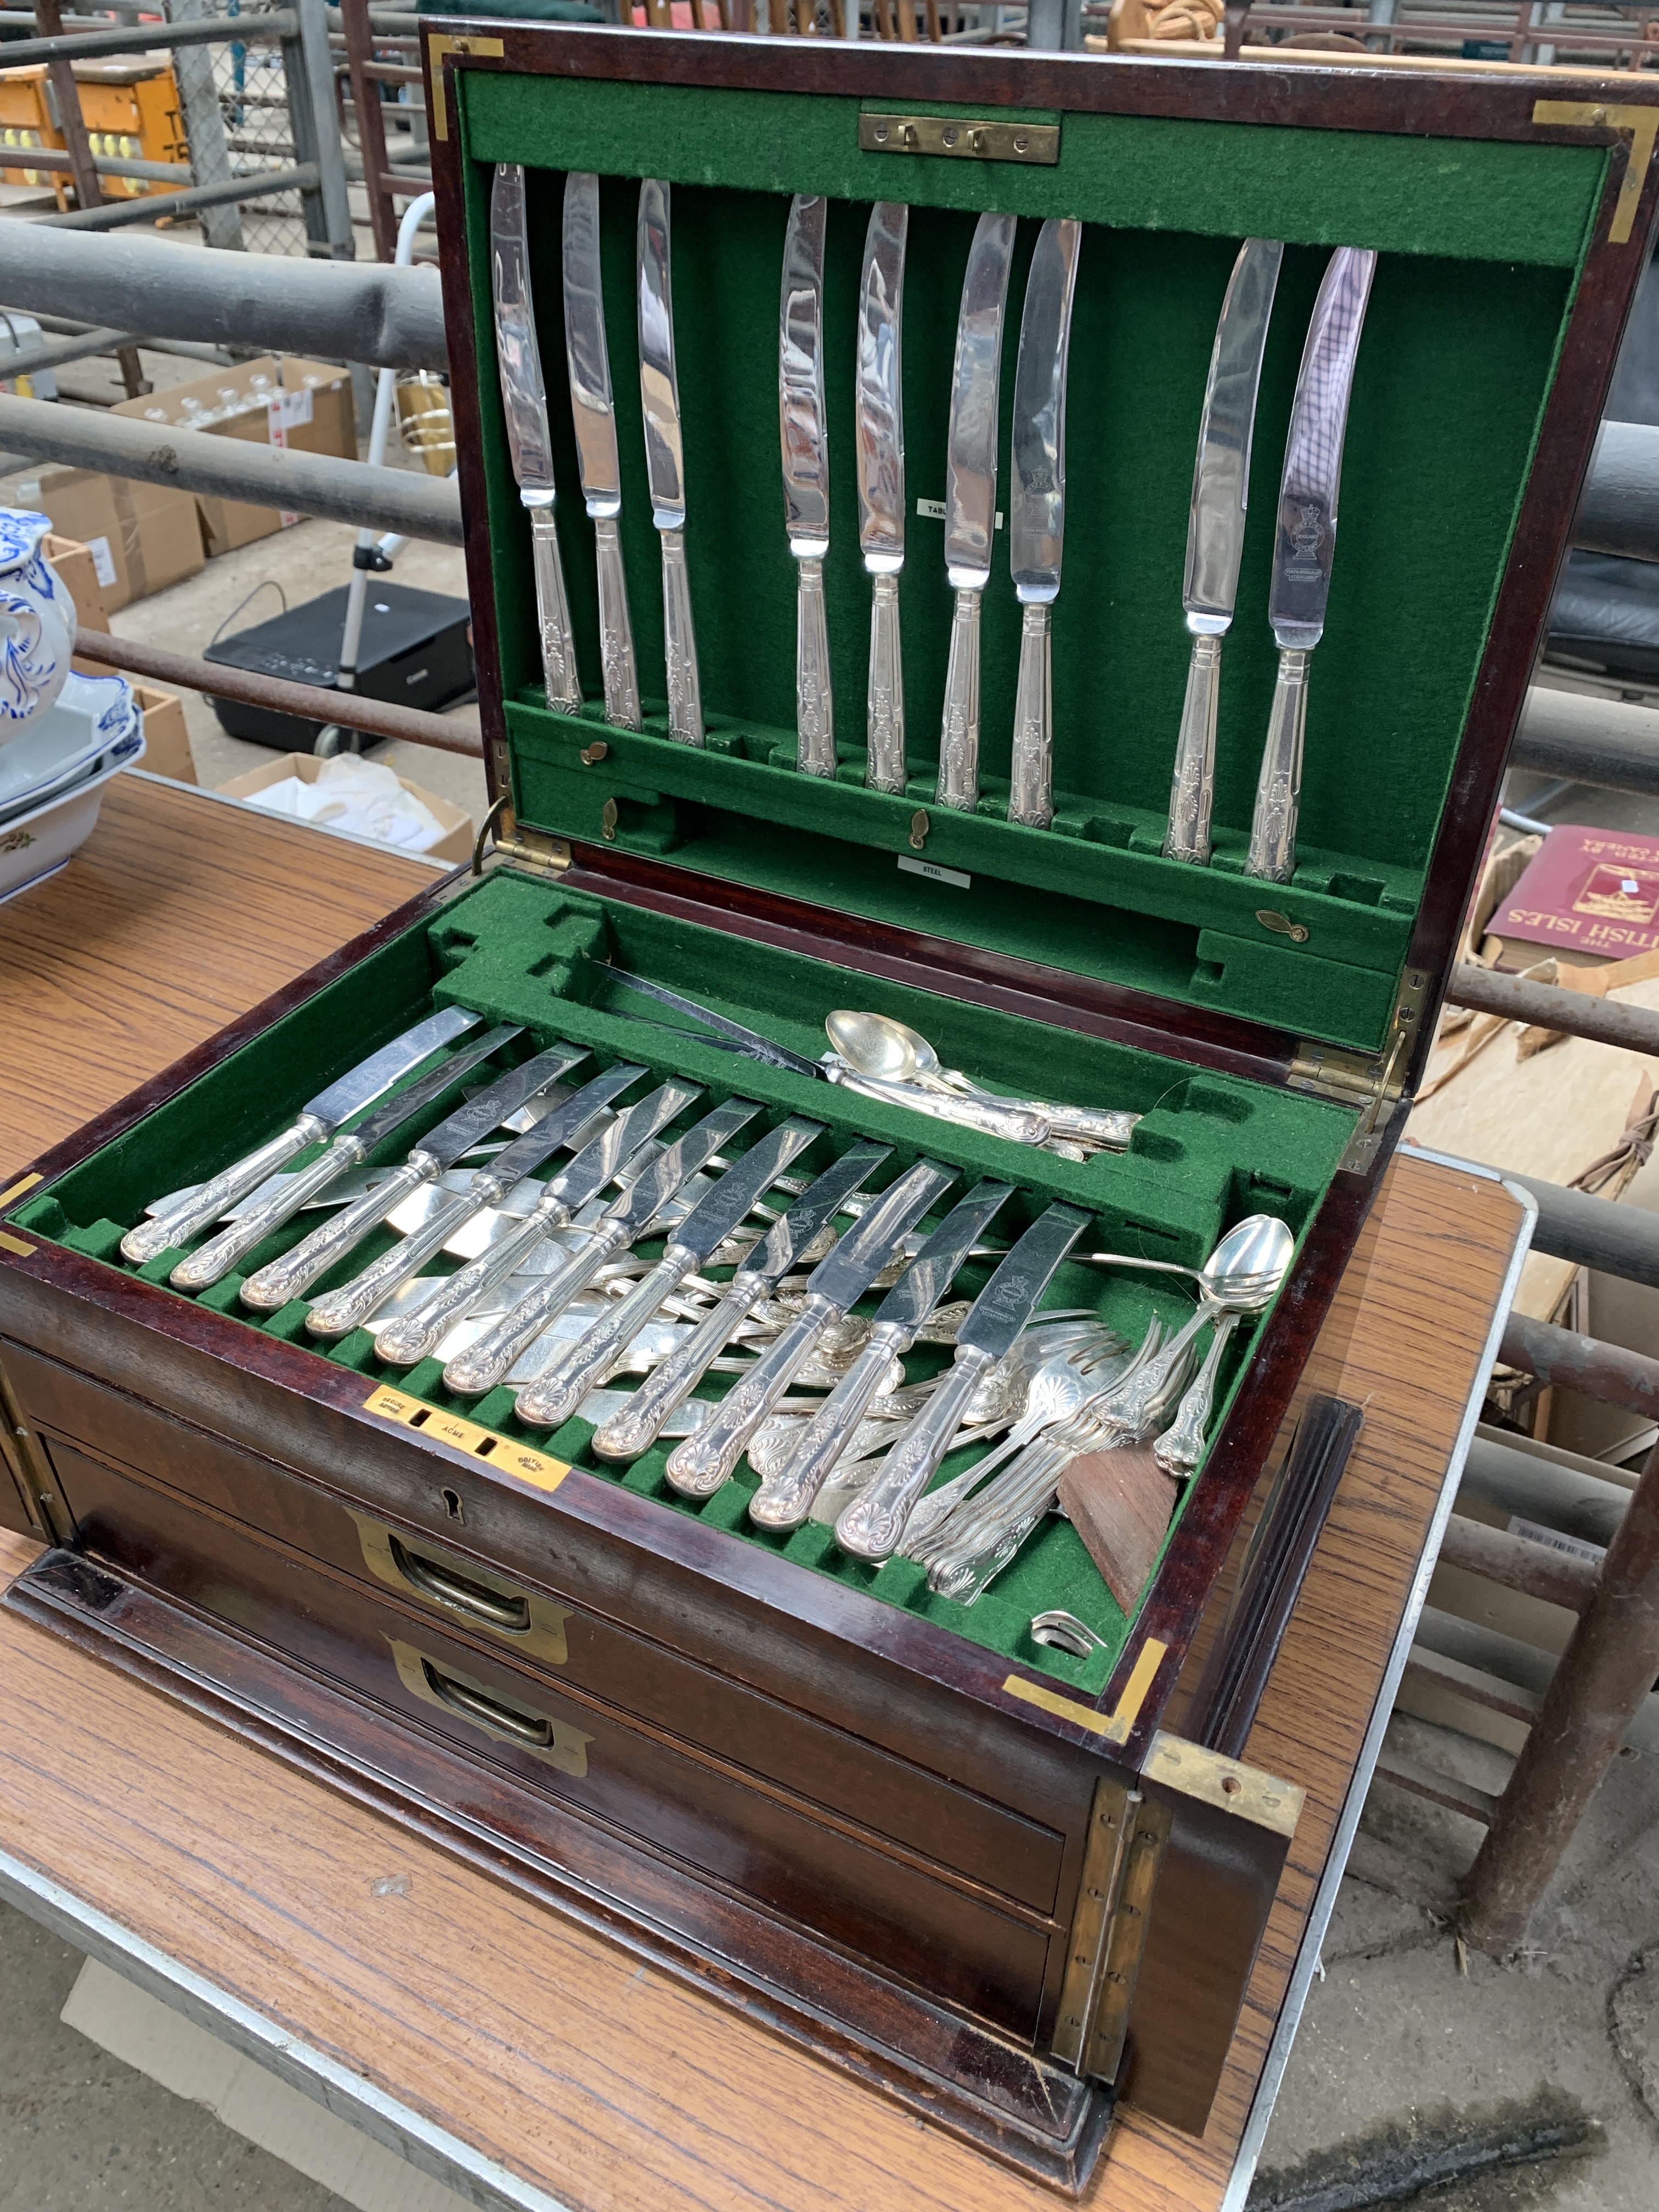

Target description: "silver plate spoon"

left=826, top=1008, right=1138, bottom=1151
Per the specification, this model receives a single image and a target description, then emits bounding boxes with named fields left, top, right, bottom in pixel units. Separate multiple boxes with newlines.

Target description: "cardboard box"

left=44, top=532, right=110, bottom=645
left=114, top=356, right=357, bottom=558
left=21, top=470, right=204, bottom=611
left=132, top=685, right=195, bottom=785
left=216, top=752, right=470, bottom=865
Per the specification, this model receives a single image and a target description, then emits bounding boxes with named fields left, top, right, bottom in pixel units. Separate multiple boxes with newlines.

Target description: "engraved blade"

left=1010, top=218, right=1081, bottom=604
left=669, top=1115, right=825, bottom=1263
left=607, top=1098, right=763, bottom=1232
left=347, top=1026, right=523, bottom=1156
left=414, top=1041, right=590, bottom=1171
left=302, top=1006, right=484, bottom=1131
left=637, top=177, right=686, bottom=528
left=1268, top=245, right=1378, bottom=651
left=855, top=201, right=907, bottom=572
left=749, top=1141, right=892, bottom=1284
left=481, top=1062, right=649, bottom=1189
left=490, top=163, right=557, bottom=500
left=543, top=1081, right=704, bottom=1215
left=944, top=212, right=1017, bottom=586
left=562, top=170, right=622, bottom=517
left=800, top=1158, right=958, bottom=1313
left=871, top=1180, right=1014, bottom=1331
left=955, top=1202, right=1091, bottom=1362
left=1184, top=238, right=1285, bottom=629
left=780, top=194, right=830, bottom=556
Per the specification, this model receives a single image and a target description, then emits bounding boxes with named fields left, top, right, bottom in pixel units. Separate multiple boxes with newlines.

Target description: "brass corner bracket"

left=1534, top=99, right=1659, bottom=246
left=427, top=31, right=505, bottom=143
left=1143, top=1729, right=1305, bottom=1837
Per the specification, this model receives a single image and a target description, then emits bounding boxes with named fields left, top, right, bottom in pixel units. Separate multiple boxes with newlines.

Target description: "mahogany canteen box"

left=0, top=27, right=1649, bottom=2193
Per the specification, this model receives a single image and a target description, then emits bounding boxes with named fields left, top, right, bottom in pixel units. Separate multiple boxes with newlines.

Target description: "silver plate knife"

left=638, top=177, right=703, bottom=747
left=1164, top=238, right=1285, bottom=867
left=938, top=212, right=1017, bottom=815
left=1008, top=217, right=1082, bottom=833
left=491, top=162, right=582, bottom=715
left=563, top=171, right=641, bottom=732
left=834, top=1200, right=1090, bottom=1562
left=856, top=202, right=908, bottom=795
left=780, top=194, right=836, bottom=779
left=120, top=1005, right=484, bottom=1266
left=1246, top=244, right=1378, bottom=885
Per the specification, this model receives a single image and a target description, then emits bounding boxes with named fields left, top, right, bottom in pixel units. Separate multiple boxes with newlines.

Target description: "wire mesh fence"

left=201, top=3, right=307, bottom=256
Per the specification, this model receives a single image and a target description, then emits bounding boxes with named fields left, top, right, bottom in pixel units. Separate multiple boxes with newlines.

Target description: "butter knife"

left=1008, top=217, right=1081, bottom=833
left=1165, top=238, right=1284, bottom=867
left=638, top=178, right=702, bottom=746
left=1246, top=245, right=1377, bottom=885
left=856, top=202, right=908, bottom=794
left=563, top=171, right=641, bottom=731
left=780, top=194, right=836, bottom=778
left=938, top=212, right=1017, bottom=815
left=491, top=162, right=582, bottom=714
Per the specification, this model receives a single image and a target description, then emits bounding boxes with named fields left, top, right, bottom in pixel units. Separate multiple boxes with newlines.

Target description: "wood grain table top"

left=0, top=775, right=1528, bottom=2212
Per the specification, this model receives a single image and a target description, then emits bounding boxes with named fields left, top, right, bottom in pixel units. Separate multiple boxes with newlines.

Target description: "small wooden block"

left=1060, top=1444, right=1180, bottom=1615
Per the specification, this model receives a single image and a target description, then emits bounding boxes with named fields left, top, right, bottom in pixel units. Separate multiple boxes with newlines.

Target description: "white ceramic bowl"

left=0, top=725, right=145, bottom=904
left=0, top=667, right=137, bottom=816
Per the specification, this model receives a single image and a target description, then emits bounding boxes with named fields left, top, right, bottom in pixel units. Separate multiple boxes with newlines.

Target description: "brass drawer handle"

left=420, top=1654, right=549, bottom=1745
left=349, top=1510, right=569, bottom=1664
left=387, top=1636, right=591, bottom=1776
left=388, top=1533, right=531, bottom=1633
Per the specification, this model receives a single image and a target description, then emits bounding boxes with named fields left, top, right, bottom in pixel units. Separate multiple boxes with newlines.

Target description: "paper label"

left=1507, top=1515, right=1607, bottom=1564
left=270, top=386, right=313, bottom=432
left=898, top=855, right=971, bottom=890
left=85, top=534, right=117, bottom=589
left=916, top=496, right=1003, bottom=529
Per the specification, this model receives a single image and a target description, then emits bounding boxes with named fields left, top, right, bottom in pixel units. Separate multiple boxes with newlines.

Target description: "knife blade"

left=751, top=1179, right=1015, bottom=1530
left=1164, top=238, right=1285, bottom=868
left=170, top=1023, right=524, bottom=1295
left=779, top=194, right=836, bottom=779
left=664, top=1155, right=958, bottom=1497
left=589, top=1137, right=894, bottom=1463
left=515, top=1114, right=826, bottom=1429
left=563, top=170, right=641, bottom=732
left=856, top=201, right=908, bottom=795
left=122, top=1005, right=484, bottom=1265
left=1246, top=245, right=1377, bottom=886
left=600, top=961, right=823, bottom=1077
left=491, top=162, right=582, bottom=714
left=834, top=1200, right=1090, bottom=1561
left=637, top=177, right=703, bottom=747
left=938, top=211, right=1017, bottom=815
left=1007, top=217, right=1082, bottom=835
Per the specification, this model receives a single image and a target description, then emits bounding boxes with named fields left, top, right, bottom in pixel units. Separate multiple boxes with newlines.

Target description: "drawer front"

left=52, top=1440, right=1056, bottom=2040
left=12, top=1340, right=1064, bottom=1915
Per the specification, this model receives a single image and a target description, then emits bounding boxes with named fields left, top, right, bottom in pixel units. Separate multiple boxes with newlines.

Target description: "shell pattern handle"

left=1006, top=603, right=1053, bottom=831
left=443, top=1221, right=627, bottom=1397
left=515, top=1247, right=690, bottom=1429
left=304, top=1188, right=480, bottom=1340
left=935, top=585, right=983, bottom=813
left=241, top=1158, right=433, bottom=1312
left=1164, top=631, right=1223, bottom=866
left=374, top=1203, right=563, bottom=1367
left=169, top=1134, right=366, bottom=1293
left=664, top=1294, right=835, bottom=1498
left=122, top=1116, right=322, bottom=1265
left=1089, top=1302, right=1214, bottom=1441
left=594, top=515, right=641, bottom=731
left=865, top=572, right=905, bottom=795
left=794, top=555, right=836, bottom=778
left=834, top=1345, right=994, bottom=1564
left=1154, top=1310, right=1239, bottom=1475
left=530, top=505, right=582, bottom=714
left=1245, top=645, right=1308, bottom=885
left=929, top=1483, right=1060, bottom=1605
left=590, top=1277, right=759, bottom=1462
left=939, top=1073, right=1138, bottom=1153
left=658, top=524, right=703, bottom=747
left=824, top=1063, right=1049, bottom=1148
left=749, top=1323, right=908, bottom=1531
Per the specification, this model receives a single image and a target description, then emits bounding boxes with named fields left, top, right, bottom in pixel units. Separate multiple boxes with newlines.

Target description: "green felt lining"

left=17, top=868, right=1352, bottom=1688
left=454, top=70, right=1594, bottom=1058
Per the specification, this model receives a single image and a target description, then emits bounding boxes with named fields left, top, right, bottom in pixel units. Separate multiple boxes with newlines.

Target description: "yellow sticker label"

left=362, top=1384, right=569, bottom=1500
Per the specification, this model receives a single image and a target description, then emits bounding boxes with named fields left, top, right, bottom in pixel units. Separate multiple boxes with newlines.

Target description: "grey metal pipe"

left=1458, top=1432, right=1628, bottom=1550
left=0, top=145, right=193, bottom=182
left=1512, top=684, right=1659, bottom=799
left=1576, top=420, right=1659, bottom=562
left=10, top=315, right=232, bottom=367
left=0, top=8, right=294, bottom=63
left=37, top=165, right=320, bottom=232
left=1503, top=1171, right=1659, bottom=1291
left=0, top=326, right=135, bottom=378
left=0, top=392, right=463, bottom=545
left=1447, top=963, right=1659, bottom=1057
left=0, top=227, right=446, bottom=369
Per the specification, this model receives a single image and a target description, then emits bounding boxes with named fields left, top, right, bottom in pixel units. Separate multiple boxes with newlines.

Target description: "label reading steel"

left=898, top=856, right=971, bottom=890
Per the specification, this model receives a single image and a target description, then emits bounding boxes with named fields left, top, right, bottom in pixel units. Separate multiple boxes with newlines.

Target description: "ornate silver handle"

left=122, top=1116, right=325, bottom=1265
left=593, top=514, right=641, bottom=731
left=794, top=554, right=836, bottom=777
left=937, top=1071, right=1138, bottom=1153
left=1164, top=630, right=1222, bottom=865
left=515, top=1246, right=690, bottom=1429
left=242, top=1158, right=433, bottom=1312
left=664, top=1294, right=834, bottom=1498
left=304, top=1188, right=478, bottom=1340
left=823, top=1063, right=1049, bottom=1147
left=930, top=1483, right=1058, bottom=1605
left=1007, top=602, right=1053, bottom=831
left=530, top=504, right=582, bottom=714
left=590, top=1277, right=759, bottom=1460
left=1090, top=1304, right=1213, bottom=1441
left=658, top=524, right=703, bottom=747
left=374, top=1203, right=563, bottom=1367
left=935, top=584, right=983, bottom=812
left=865, top=572, right=905, bottom=794
left=834, top=1345, right=993, bottom=1563
left=443, top=1220, right=627, bottom=1397
left=1245, top=645, right=1308, bottom=885
left=169, top=1133, right=366, bottom=1293
left=1155, top=1310, right=1239, bottom=1475
left=749, top=1322, right=908, bottom=1531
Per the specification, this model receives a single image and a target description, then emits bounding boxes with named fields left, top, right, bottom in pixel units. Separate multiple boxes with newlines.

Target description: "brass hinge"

left=1052, top=1776, right=1171, bottom=2085
left=1289, top=967, right=1429, bottom=1173
left=0, top=1355, right=70, bottom=1545
left=494, top=826, right=572, bottom=879
left=859, top=112, right=1059, bottom=165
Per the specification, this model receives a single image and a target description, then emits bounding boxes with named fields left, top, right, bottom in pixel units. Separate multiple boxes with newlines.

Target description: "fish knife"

left=1246, top=244, right=1378, bottom=885
left=1007, top=218, right=1081, bottom=833
left=638, top=178, right=703, bottom=746
left=856, top=202, right=909, bottom=795
left=121, top=1005, right=484, bottom=1266
left=563, top=170, right=641, bottom=731
left=1164, top=238, right=1285, bottom=867
left=491, top=162, right=582, bottom=714
left=834, top=1200, right=1090, bottom=1562
left=780, top=195, right=836, bottom=777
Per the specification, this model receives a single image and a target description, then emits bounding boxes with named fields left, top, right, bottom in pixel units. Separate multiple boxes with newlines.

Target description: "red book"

left=1492, top=824, right=1659, bottom=961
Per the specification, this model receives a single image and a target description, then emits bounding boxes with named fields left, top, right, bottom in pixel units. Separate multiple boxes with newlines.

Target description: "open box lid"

left=426, top=27, right=1657, bottom=1103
